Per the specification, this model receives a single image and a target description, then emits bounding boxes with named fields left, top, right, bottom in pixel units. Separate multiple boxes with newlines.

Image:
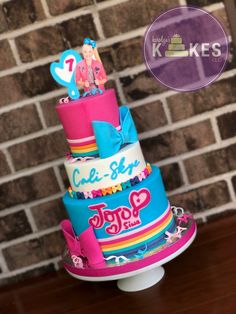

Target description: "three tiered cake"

left=50, top=38, right=196, bottom=281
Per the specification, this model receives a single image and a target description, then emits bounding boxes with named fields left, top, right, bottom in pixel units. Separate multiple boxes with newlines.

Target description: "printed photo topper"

left=50, top=38, right=108, bottom=100
left=75, top=38, right=107, bottom=97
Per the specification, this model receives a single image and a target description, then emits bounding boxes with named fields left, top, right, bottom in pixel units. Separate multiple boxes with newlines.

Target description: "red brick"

left=16, top=26, right=68, bottom=62
left=141, top=120, right=215, bottom=163
left=0, top=169, right=60, bottom=210
left=121, top=71, right=167, bottom=102
left=3, top=231, right=64, bottom=270
left=100, top=0, right=179, bottom=37
left=217, top=111, right=236, bottom=140
left=0, top=210, right=32, bottom=243
left=167, top=77, right=236, bottom=122
left=169, top=181, right=231, bottom=213
left=8, top=130, right=68, bottom=171
left=40, top=97, right=62, bottom=127
left=31, top=199, right=67, bottom=231
left=231, top=175, right=236, bottom=195
left=0, top=40, right=16, bottom=70
left=212, top=8, right=231, bottom=36
left=99, top=47, right=115, bottom=75
left=112, top=37, right=143, bottom=71
left=160, top=163, right=183, bottom=191
left=0, top=7, right=7, bottom=33
left=186, top=0, right=221, bottom=5
left=59, top=164, right=70, bottom=188
left=60, top=15, right=98, bottom=48
left=0, top=151, right=10, bottom=176
left=47, top=0, right=93, bottom=15
left=104, top=80, right=121, bottom=104
left=0, top=73, right=24, bottom=107
left=131, top=101, right=167, bottom=133
left=184, top=144, right=236, bottom=183
left=2, top=0, right=45, bottom=30
left=0, top=105, right=42, bottom=143
left=0, top=64, right=59, bottom=107
left=226, top=44, right=236, bottom=72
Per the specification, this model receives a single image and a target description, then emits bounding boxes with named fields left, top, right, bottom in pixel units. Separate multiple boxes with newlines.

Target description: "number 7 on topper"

left=50, top=49, right=82, bottom=100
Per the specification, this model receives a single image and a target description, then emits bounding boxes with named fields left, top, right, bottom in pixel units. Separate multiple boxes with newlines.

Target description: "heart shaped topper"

left=50, top=49, right=82, bottom=100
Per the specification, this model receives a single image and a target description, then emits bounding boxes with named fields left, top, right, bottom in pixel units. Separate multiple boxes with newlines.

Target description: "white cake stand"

left=65, top=225, right=196, bottom=292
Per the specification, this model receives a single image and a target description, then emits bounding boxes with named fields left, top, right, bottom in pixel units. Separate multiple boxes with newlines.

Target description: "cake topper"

left=75, top=38, right=107, bottom=96
left=50, top=38, right=107, bottom=100
left=50, top=49, right=82, bottom=100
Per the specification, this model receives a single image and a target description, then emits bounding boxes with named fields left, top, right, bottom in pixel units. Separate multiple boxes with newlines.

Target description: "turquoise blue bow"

left=83, top=38, right=96, bottom=48
left=92, top=106, right=138, bottom=159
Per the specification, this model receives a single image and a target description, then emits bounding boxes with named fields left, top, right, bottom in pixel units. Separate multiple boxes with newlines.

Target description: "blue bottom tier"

left=63, top=166, right=176, bottom=263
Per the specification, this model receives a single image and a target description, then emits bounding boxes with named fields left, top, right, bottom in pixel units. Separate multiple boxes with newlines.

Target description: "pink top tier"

left=56, top=89, right=120, bottom=140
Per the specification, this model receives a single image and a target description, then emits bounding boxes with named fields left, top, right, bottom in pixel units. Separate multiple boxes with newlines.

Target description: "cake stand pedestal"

left=117, top=266, right=165, bottom=292
left=63, top=218, right=196, bottom=292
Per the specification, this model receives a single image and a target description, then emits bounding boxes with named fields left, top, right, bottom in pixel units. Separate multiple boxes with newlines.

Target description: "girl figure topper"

left=75, top=38, right=107, bottom=93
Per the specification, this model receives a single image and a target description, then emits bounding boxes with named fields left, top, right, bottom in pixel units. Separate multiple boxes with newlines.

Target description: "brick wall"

left=0, top=0, right=235, bottom=286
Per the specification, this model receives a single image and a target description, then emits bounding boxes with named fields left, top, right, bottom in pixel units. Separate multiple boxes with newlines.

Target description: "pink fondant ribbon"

left=61, top=220, right=106, bottom=269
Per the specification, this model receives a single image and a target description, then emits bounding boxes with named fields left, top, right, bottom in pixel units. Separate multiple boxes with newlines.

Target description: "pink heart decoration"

left=89, top=215, right=102, bottom=228
left=106, top=224, right=120, bottom=235
left=129, top=188, right=151, bottom=217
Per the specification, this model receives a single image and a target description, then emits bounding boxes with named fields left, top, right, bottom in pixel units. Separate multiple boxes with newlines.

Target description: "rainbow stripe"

left=67, top=125, right=121, bottom=157
left=68, top=139, right=98, bottom=157
left=99, top=206, right=176, bottom=260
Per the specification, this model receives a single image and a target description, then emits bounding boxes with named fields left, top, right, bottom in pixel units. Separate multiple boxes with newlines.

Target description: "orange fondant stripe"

left=71, top=146, right=98, bottom=153
left=70, top=143, right=97, bottom=149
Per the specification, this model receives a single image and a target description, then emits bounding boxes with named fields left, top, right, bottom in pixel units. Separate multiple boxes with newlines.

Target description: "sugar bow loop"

left=92, top=106, right=138, bottom=158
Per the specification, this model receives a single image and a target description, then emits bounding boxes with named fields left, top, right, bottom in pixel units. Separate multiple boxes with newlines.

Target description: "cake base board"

left=63, top=218, right=197, bottom=291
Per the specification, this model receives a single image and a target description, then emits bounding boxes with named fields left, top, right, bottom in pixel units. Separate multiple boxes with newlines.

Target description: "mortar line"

left=178, top=160, right=189, bottom=186
left=0, top=88, right=67, bottom=115
left=156, top=137, right=236, bottom=168
left=161, top=98, right=172, bottom=125
left=91, top=10, right=105, bottom=40
left=35, top=101, right=48, bottom=129
left=0, top=124, right=62, bottom=150
left=0, top=250, right=9, bottom=273
left=0, top=192, right=64, bottom=218
left=194, top=202, right=236, bottom=221
left=53, top=165, right=66, bottom=192
left=24, top=206, right=38, bottom=233
left=166, top=168, right=236, bottom=197
left=225, top=177, right=236, bottom=202
left=210, top=115, right=222, bottom=145
left=2, top=148, right=15, bottom=173
left=0, top=257, right=61, bottom=277
left=0, top=157, right=64, bottom=185
left=8, top=39, right=22, bottom=66
left=0, top=225, right=60, bottom=250
left=40, top=0, right=52, bottom=18
left=0, top=0, right=129, bottom=42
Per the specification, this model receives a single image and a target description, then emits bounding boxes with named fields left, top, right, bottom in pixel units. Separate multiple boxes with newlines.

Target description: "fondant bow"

left=92, top=106, right=138, bottom=159
left=83, top=37, right=96, bottom=48
left=61, top=220, right=105, bottom=268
